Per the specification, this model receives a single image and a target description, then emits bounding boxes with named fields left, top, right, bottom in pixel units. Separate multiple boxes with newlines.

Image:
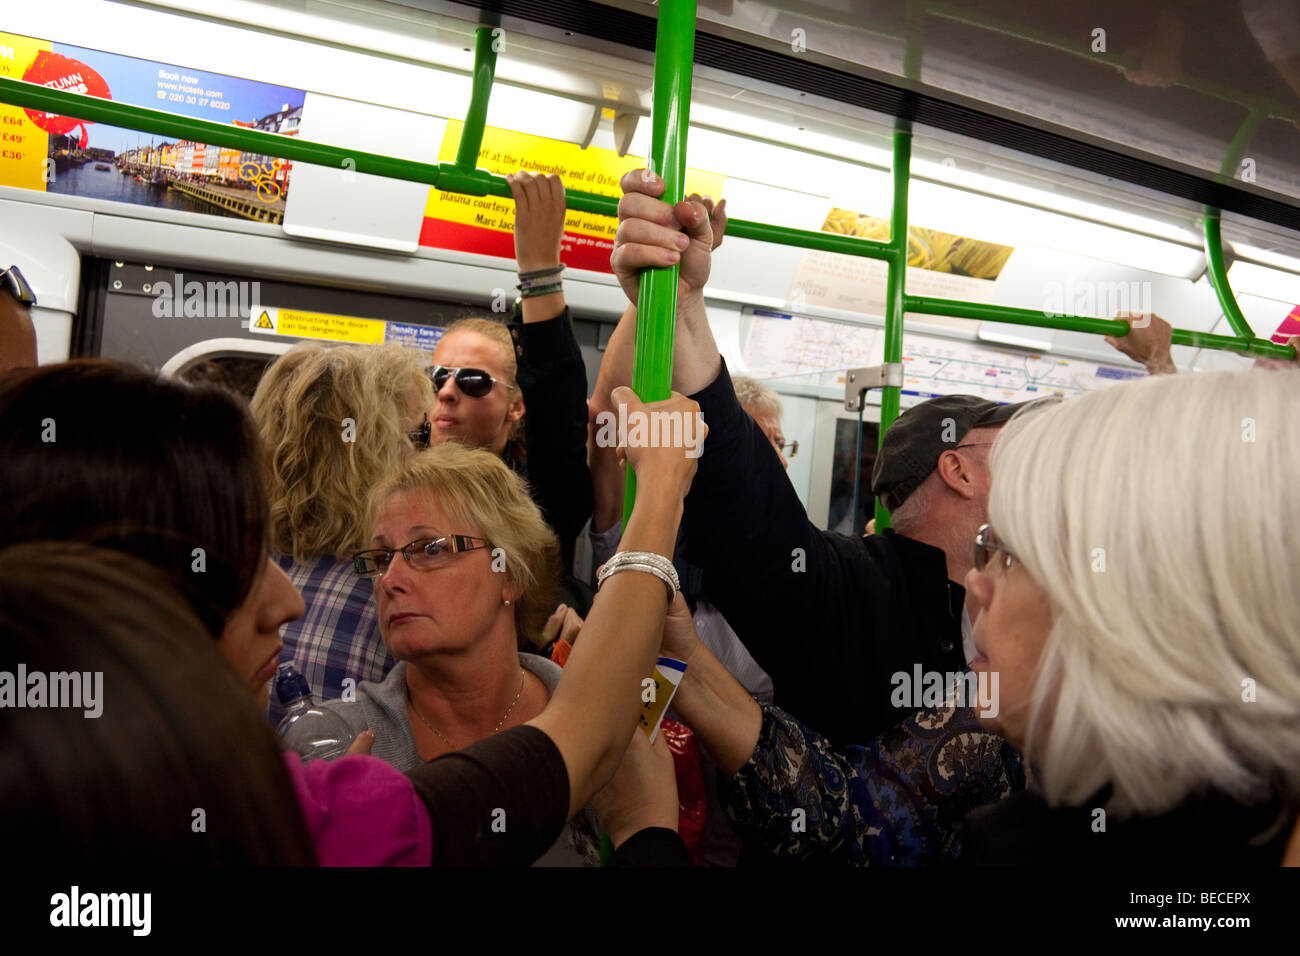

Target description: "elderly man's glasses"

left=1, top=266, right=36, bottom=308
left=428, top=365, right=517, bottom=399
left=974, top=523, right=1017, bottom=572
left=408, top=412, right=431, bottom=450
left=778, top=439, right=798, bottom=458
left=352, top=535, right=490, bottom=577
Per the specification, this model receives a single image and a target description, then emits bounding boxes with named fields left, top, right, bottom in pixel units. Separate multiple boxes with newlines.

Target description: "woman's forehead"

left=376, top=488, right=445, bottom=528
left=432, top=330, right=510, bottom=376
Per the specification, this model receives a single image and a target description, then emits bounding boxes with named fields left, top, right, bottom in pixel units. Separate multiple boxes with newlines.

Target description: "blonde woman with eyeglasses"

left=289, top=440, right=598, bottom=863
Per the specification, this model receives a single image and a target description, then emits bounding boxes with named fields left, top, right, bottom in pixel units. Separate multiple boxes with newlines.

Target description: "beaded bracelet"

left=596, top=550, right=680, bottom=601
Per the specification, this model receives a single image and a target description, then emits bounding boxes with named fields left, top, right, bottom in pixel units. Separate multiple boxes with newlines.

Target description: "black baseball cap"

left=870, top=394, right=1053, bottom=511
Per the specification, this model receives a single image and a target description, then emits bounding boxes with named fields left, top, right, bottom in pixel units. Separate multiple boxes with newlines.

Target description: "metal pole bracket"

left=844, top=362, right=904, bottom=412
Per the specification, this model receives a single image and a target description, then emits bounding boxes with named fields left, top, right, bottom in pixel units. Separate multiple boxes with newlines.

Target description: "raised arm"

left=527, top=387, right=705, bottom=817
left=663, top=606, right=1024, bottom=864
left=507, top=171, right=593, bottom=565
left=605, top=169, right=851, bottom=690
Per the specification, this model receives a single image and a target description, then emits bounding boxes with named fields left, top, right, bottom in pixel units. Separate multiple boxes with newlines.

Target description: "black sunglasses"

left=407, top=412, right=431, bottom=450
left=1, top=266, right=36, bottom=308
left=427, top=365, right=517, bottom=399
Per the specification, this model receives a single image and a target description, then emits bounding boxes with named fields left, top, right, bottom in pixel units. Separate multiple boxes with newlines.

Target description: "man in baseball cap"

left=871, top=395, right=1041, bottom=513
left=867, top=394, right=1055, bottom=661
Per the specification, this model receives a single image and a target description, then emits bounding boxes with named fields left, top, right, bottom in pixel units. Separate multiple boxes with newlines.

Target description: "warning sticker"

left=249, top=306, right=386, bottom=345
left=385, top=321, right=444, bottom=352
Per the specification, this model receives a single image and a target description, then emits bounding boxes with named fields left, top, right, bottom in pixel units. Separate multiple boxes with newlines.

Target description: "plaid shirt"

left=268, top=553, right=396, bottom=726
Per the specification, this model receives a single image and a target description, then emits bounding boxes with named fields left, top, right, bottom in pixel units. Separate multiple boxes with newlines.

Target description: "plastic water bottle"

left=274, top=663, right=356, bottom=761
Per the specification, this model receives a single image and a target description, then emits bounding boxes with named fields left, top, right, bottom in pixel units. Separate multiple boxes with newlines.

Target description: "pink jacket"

left=283, top=753, right=430, bottom=866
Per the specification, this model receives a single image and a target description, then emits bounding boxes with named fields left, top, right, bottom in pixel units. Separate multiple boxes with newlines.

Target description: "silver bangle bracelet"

left=596, top=550, right=679, bottom=601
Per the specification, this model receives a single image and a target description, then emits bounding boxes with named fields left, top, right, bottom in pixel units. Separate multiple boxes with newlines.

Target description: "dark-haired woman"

left=0, top=359, right=303, bottom=709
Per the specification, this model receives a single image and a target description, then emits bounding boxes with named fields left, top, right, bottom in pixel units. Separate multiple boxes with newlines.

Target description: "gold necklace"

left=407, top=668, right=526, bottom=752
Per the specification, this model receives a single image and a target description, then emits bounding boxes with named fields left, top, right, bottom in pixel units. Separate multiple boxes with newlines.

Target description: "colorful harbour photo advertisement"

left=420, top=121, right=726, bottom=274
left=0, top=31, right=306, bottom=223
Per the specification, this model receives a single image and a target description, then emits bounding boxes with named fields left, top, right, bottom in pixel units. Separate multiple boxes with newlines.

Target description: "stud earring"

left=503, top=598, right=512, bottom=606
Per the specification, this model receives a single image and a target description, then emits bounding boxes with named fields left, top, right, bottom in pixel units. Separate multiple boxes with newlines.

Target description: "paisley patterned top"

left=719, top=702, right=1025, bottom=865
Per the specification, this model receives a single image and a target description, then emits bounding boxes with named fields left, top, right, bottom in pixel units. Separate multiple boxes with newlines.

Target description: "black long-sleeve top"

left=681, top=359, right=968, bottom=747
left=507, top=306, right=593, bottom=574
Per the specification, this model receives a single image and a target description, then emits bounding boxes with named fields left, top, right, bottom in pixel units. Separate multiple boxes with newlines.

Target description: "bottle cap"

left=274, top=662, right=312, bottom=706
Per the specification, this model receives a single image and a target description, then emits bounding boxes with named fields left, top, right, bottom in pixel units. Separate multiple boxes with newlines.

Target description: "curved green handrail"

left=1203, top=211, right=1255, bottom=341
left=455, top=26, right=498, bottom=173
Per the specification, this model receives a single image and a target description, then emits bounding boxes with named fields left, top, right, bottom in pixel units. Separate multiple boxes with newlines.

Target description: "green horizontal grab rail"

left=0, top=75, right=891, bottom=257
left=905, top=295, right=1283, bottom=354
left=0, top=74, right=1292, bottom=363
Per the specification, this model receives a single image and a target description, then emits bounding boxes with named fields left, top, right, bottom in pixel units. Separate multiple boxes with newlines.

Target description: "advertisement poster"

left=787, top=207, right=1016, bottom=316
left=1273, top=304, right=1300, bottom=344
left=0, top=31, right=306, bottom=223
left=420, top=120, right=726, bottom=273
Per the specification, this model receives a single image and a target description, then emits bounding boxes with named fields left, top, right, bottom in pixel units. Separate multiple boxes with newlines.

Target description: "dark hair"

left=177, top=356, right=272, bottom=403
left=0, top=359, right=268, bottom=635
left=0, top=542, right=316, bottom=864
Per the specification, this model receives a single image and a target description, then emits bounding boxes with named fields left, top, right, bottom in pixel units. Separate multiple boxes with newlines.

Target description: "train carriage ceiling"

left=415, top=0, right=1300, bottom=236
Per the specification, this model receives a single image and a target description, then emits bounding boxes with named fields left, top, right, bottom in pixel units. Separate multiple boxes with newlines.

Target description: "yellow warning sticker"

left=249, top=307, right=386, bottom=345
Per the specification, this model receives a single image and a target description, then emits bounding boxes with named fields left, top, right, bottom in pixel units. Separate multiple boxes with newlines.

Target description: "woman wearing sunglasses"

left=251, top=342, right=435, bottom=720
left=427, top=171, right=593, bottom=589
left=657, top=368, right=1300, bottom=866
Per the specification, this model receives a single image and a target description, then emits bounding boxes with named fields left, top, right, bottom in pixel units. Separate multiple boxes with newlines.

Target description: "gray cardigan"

left=315, top=654, right=561, bottom=770
left=299, top=653, right=599, bottom=866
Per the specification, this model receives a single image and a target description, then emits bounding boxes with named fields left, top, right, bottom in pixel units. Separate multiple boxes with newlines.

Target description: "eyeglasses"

left=352, top=534, right=491, bottom=578
left=954, top=442, right=994, bottom=451
left=974, top=523, right=1017, bottom=572
left=1, top=266, right=36, bottom=308
left=428, top=365, right=517, bottom=399
left=778, top=439, right=798, bottom=458
left=407, top=412, right=431, bottom=451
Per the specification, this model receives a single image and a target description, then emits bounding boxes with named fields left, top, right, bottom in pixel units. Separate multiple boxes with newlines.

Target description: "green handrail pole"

left=622, top=0, right=698, bottom=528
left=902, top=0, right=925, bottom=83
left=455, top=27, right=498, bottom=173
left=1203, top=210, right=1255, bottom=340
left=874, top=122, right=912, bottom=532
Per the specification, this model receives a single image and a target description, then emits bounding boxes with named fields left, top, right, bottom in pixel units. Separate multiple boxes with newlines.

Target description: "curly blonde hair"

left=251, top=343, right=434, bottom=562
left=367, top=441, right=560, bottom=646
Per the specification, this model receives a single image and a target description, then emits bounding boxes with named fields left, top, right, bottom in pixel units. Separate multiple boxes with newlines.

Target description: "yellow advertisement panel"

left=420, top=122, right=726, bottom=272
left=0, top=33, right=54, bottom=193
